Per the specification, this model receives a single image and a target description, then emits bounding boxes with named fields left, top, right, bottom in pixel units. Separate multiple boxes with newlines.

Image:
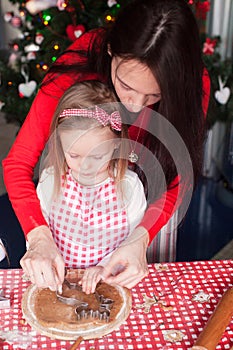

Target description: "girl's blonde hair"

left=44, top=81, right=129, bottom=198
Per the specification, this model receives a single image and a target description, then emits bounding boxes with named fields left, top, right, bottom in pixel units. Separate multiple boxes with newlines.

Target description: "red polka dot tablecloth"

left=0, top=260, right=233, bottom=349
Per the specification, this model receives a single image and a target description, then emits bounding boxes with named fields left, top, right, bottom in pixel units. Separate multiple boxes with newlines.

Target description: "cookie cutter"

left=56, top=279, right=88, bottom=308
left=56, top=279, right=114, bottom=322
left=75, top=291, right=114, bottom=322
left=0, top=289, right=10, bottom=309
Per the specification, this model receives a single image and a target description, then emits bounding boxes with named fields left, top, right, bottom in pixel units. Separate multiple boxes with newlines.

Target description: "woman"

left=3, top=0, right=210, bottom=291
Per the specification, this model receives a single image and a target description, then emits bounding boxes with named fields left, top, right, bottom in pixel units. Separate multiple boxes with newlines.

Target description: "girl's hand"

left=101, top=227, right=149, bottom=288
left=81, top=266, right=104, bottom=294
left=20, top=225, right=65, bottom=292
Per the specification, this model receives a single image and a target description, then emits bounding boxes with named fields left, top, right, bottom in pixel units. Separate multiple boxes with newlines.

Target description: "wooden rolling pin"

left=191, top=287, right=233, bottom=350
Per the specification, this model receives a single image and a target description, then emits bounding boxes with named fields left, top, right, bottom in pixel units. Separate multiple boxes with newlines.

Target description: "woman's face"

left=111, top=56, right=161, bottom=113
left=60, top=127, right=117, bottom=186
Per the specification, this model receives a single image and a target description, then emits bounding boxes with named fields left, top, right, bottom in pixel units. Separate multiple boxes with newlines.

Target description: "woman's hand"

left=101, top=227, right=149, bottom=288
left=81, top=266, right=104, bottom=294
left=20, top=225, right=65, bottom=292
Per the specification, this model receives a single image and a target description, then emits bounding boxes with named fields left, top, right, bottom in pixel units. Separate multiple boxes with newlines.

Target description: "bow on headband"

left=59, top=106, right=122, bottom=131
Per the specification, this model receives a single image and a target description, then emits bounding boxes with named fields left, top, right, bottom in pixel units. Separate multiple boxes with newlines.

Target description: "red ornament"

left=66, top=24, right=85, bottom=42
left=195, top=1, right=211, bottom=20
left=11, top=16, right=22, bottom=28
left=203, top=37, right=217, bottom=55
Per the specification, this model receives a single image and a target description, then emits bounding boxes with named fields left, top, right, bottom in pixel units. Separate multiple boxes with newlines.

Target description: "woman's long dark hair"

left=44, top=0, right=207, bottom=201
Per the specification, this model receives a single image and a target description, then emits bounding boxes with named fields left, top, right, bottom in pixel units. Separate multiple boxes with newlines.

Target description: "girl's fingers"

left=81, top=267, right=103, bottom=294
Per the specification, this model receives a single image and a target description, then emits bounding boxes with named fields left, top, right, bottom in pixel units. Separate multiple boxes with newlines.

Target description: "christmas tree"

left=0, top=0, right=232, bottom=126
left=0, top=0, right=129, bottom=125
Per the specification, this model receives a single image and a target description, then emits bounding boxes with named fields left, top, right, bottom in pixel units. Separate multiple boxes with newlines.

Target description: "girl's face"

left=111, top=56, right=161, bottom=112
left=60, top=127, right=117, bottom=186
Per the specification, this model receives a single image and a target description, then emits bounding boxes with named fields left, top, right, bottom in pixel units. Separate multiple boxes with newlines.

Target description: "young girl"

left=30, top=81, right=147, bottom=293
left=3, top=0, right=210, bottom=290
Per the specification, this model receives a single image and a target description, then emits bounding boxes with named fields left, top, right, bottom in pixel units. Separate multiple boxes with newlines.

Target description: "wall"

left=0, top=1, right=20, bottom=49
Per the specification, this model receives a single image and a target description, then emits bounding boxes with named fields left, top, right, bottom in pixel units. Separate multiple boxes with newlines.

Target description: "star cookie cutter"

left=56, top=279, right=114, bottom=322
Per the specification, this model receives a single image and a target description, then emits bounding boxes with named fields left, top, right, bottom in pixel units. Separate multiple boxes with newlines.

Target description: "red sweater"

left=2, top=29, right=210, bottom=243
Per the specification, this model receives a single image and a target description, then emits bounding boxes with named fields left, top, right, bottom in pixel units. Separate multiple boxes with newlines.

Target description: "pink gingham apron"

left=49, top=170, right=129, bottom=268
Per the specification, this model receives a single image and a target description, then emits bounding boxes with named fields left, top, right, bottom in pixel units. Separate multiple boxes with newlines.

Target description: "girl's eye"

left=69, top=154, right=80, bottom=159
left=93, top=156, right=103, bottom=160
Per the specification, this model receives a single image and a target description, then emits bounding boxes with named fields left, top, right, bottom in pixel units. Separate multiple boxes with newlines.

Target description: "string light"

left=43, top=14, right=51, bottom=21
left=8, top=81, right=13, bottom=86
left=43, top=13, right=51, bottom=25
left=53, top=44, right=59, bottom=50
left=105, top=14, right=114, bottom=22
left=42, top=64, right=48, bottom=71
left=51, top=56, right=57, bottom=62
left=13, top=44, right=19, bottom=51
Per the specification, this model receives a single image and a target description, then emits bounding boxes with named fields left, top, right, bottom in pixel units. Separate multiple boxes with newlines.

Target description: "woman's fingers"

left=103, top=263, right=148, bottom=288
left=101, top=228, right=149, bottom=289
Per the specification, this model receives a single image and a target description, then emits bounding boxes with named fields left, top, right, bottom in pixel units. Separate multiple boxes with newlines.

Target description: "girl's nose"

left=80, top=158, right=91, bottom=170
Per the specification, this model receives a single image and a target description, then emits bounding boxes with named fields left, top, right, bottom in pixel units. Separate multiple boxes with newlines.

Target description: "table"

left=0, top=260, right=233, bottom=349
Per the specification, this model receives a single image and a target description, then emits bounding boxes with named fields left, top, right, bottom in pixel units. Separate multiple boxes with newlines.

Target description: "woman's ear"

left=107, top=44, right=112, bottom=57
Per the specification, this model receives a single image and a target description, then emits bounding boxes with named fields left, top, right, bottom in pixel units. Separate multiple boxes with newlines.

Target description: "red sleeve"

left=2, top=29, right=103, bottom=236
left=141, top=68, right=211, bottom=244
left=202, top=67, right=211, bottom=117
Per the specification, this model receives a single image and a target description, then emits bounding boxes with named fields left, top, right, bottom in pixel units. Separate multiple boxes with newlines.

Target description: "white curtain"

left=207, top=0, right=233, bottom=59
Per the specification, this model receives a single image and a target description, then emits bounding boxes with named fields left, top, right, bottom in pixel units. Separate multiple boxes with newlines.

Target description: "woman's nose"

left=127, top=93, right=148, bottom=112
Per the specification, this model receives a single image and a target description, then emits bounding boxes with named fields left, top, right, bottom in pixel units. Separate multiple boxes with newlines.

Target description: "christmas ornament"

left=27, top=52, right=36, bottom=60
left=25, top=0, right=57, bottom=15
left=11, top=16, right=22, bottom=28
left=26, top=21, right=34, bottom=30
left=18, top=65, right=37, bottom=98
left=66, top=24, right=85, bottom=42
left=215, top=76, right=231, bottom=105
left=19, top=80, right=37, bottom=98
left=23, top=31, right=30, bottom=38
left=8, top=53, right=20, bottom=71
left=57, top=0, right=66, bottom=11
left=4, top=12, right=14, bottom=23
left=108, top=0, right=117, bottom=7
left=202, top=37, right=217, bottom=55
left=0, top=101, right=5, bottom=111
left=35, top=33, right=44, bottom=45
left=195, top=1, right=210, bottom=20
left=24, top=43, right=40, bottom=53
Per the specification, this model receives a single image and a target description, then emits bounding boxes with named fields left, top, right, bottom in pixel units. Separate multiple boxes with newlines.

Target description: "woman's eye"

left=121, top=82, right=131, bottom=91
left=93, top=156, right=103, bottom=160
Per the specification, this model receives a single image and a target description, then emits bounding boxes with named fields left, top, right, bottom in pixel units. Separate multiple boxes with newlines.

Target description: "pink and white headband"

left=58, top=106, right=122, bottom=131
